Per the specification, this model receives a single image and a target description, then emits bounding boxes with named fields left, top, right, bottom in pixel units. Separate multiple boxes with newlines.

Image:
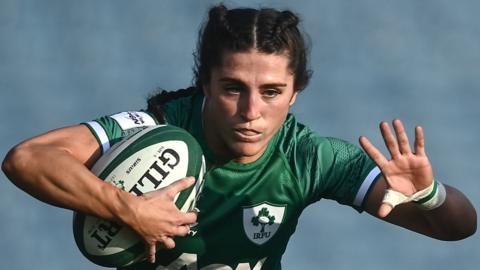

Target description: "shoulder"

left=278, top=114, right=363, bottom=160
left=276, top=114, right=373, bottom=186
left=275, top=115, right=333, bottom=183
left=276, top=115, right=378, bottom=208
left=277, top=114, right=333, bottom=159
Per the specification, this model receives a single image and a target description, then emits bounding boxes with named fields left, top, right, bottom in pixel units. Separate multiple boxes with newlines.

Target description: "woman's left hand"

left=359, top=119, right=434, bottom=217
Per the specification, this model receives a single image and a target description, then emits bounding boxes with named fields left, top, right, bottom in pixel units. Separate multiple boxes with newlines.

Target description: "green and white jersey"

left=83, top=89, right=381, bottom=270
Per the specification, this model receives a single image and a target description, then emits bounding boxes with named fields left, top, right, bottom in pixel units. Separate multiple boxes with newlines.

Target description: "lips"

left=236, top=128, right=260, bottom=135
left=233, top=128, right=262, bottom=142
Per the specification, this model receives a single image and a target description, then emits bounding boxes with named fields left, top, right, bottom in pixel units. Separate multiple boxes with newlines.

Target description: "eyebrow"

left=219, top=77, right=287, bottom=88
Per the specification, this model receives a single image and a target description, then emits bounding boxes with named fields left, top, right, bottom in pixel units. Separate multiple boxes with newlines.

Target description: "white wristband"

left=382, top=180, right=447, bottom=211
left=413, top=181, right=447, bottom=210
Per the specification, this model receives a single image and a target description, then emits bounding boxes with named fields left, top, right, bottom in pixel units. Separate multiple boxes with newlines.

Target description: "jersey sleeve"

left=317, top=137, right=380, bottom=211
left=281, top=117, right=381, bottom=212
left=82, top=111, right=159, bottom=154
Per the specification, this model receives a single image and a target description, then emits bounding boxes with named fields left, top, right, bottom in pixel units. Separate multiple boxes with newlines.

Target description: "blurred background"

left=1, top=0, right=478, bottom=269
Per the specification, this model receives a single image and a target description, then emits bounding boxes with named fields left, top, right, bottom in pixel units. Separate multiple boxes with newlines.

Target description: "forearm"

left=2, top=143, right=135, bottom=224
left=380, top=185, right=476, bottom=240
left=366, top=177, right=476, bottom=240
left=418, top=185, right=477, bottom=240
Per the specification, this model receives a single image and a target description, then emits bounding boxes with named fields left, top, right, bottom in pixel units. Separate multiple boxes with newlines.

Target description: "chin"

left=229, top=141, right=266, bottom=161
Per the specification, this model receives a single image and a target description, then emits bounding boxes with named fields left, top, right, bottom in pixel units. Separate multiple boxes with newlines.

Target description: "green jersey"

left=83, top=88, right=380, bottom=270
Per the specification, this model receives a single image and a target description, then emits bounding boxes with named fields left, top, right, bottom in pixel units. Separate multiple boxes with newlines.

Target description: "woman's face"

left=203, top=49, right=298, bottom=163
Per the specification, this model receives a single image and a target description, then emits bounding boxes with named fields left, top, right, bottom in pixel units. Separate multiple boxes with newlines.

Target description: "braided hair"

left=148, top=5, right=312, bottom=120
left=193, top=4, right=312, bottom=92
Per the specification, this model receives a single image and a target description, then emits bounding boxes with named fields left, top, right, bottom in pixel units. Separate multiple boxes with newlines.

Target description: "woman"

left=2, top=4, right=476, bottom=269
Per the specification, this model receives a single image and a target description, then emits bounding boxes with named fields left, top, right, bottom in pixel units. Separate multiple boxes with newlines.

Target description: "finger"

left=392, top=119, right=411, bottom=154
left=378, top=203, right=393, bottom=218
left=158, top=236, right=176, bottom=250
left=169, top=212, right=197, bottom=232
left=379, top=189, right=410, bottom=218
left=414, top=125, right=426, bottom=156
left=172, top=225, right=191, bottom=237
left=359, top=136, right=388, bottom=168
left=380, top=121, right=401, bottom=158
left=165, top=177, right=195, bottom=199
left=147, top=242, right=156, bottom=263
left=179, top=211, right=198, bottom=225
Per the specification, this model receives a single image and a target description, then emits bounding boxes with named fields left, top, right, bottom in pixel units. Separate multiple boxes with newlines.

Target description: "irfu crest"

left=243, top=202, right=285, bottom=245
left=251, top=207, right=275, bottom=234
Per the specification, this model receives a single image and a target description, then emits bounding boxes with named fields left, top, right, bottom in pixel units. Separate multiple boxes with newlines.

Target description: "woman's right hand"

left=121, top=177, right=198, bottom=264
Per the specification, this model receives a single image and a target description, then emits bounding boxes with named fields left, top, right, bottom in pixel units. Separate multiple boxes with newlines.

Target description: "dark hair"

left=193, top=4, right=312, bottom=91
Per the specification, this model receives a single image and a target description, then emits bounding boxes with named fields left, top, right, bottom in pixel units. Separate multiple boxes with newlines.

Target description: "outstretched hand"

left=359, top=119, right=434, bottom=218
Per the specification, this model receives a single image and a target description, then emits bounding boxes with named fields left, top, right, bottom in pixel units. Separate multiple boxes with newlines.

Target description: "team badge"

left=242, top=202, right=286, bottom=245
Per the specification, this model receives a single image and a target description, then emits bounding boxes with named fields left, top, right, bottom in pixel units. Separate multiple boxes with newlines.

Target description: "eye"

left=224, top=84, right=242, bottom=95
left=262, top=89, right=280, bottom=98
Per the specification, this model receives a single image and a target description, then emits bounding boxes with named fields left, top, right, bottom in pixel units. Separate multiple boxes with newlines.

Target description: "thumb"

left=142, top=177, right=195, bottom=199
left=379, top=189, right=411, bottom=218
left=378, top=203, right=393, bottom=218
left=165, top=177, right=195, bottom=199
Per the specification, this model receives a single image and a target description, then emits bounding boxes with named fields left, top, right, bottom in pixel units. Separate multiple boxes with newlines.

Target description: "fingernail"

left=189, top=222, right=198, bottom=227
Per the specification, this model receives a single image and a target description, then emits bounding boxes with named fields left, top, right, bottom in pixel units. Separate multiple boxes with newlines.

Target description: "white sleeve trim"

left=86, top=121, right=111, bottom=154
left=353, top=166, right=381, bottom=207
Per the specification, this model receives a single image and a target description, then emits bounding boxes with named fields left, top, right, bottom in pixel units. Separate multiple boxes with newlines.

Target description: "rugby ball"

left=73, top=125, right=206, bottom=267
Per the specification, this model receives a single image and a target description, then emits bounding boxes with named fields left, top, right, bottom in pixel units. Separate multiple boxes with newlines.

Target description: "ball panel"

left=99, top=140, right=190, bottom=195
left=73, top=213, right=145, bottom=267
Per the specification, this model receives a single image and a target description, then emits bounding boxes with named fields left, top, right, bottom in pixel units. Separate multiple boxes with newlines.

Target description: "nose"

left=239, top=92, right=261, bottom=121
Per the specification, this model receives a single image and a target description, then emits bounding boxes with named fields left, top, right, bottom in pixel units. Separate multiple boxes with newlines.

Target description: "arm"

left=365, top=176, right=476, bottom=240
left=360, top=120, right=476, bottom=240
left=2, top=124, right=196, bottom=262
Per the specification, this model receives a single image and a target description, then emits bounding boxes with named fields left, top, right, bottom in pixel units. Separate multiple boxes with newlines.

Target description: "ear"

left=289, top=91, right=299, bottom=106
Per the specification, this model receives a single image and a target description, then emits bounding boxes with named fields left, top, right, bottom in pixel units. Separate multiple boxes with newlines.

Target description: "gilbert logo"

left=243, top=202, right=285, bottom=245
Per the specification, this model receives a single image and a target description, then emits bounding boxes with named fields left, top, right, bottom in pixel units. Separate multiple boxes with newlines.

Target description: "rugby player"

left=2, top=4, right=476, bottom=269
